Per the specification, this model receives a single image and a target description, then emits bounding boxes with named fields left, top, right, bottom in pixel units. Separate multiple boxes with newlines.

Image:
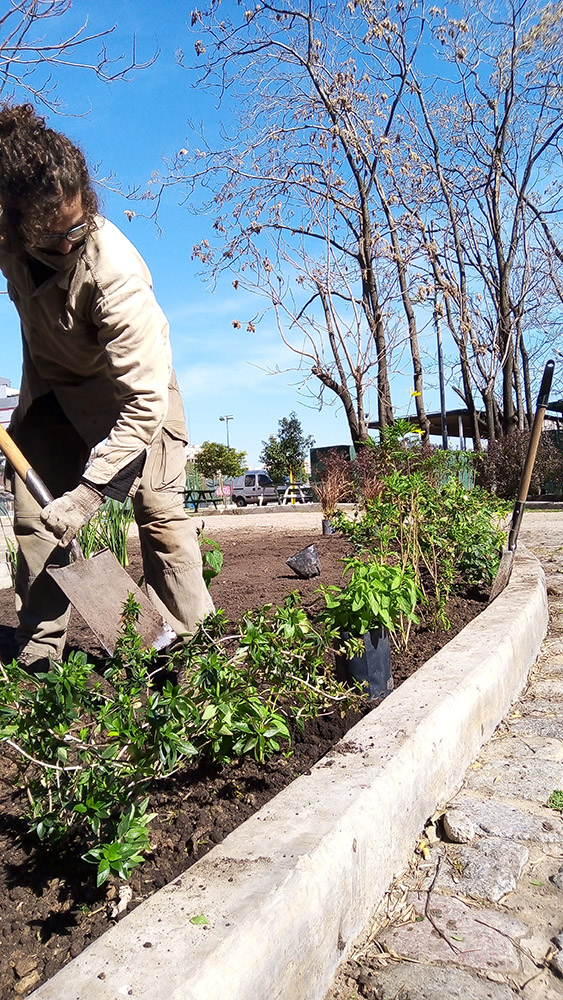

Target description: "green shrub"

left=476, top=430, right=563, bottom=499
left=0, top=594, right=359, bottom=886
left=333, top=464, right=508, bottom=628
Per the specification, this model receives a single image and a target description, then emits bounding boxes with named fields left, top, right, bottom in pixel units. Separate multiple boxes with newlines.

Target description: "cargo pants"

left=11, top=382, right=214, bottom=663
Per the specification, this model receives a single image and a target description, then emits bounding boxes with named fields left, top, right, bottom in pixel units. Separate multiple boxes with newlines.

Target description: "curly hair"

left=0, top=103, right=99, bottom=249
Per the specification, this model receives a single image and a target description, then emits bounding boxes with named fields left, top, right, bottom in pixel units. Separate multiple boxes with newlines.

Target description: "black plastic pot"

left=286, top=544, right=321, bottom=579
left=335, top=627, right=393, bottom=701
left=321, top=518, right=335, bottom=535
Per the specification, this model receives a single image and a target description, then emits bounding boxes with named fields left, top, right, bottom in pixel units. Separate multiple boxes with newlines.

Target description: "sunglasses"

left=35, top=222, right=90, bottom=249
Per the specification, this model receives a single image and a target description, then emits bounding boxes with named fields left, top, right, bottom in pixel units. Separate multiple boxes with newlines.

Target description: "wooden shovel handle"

left=0, top=422, right=32, bottom=482
left=0, top=423, right=54, bottom=508
left=0, top=423, right=82, bottom=559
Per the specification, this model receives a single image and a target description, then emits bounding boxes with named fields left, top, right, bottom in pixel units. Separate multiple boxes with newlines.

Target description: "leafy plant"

left=333, top=458, right=508, bottom=629
left=318, top=555, right=420, bottom=648
left=0, top=592, right=361, bottom=885
left=78, top=497, right=134, bottom=566
left=83, top=799, right=156, bottom=886
left=355, top=422, right=476, bottom=488
left=0, top=504, right=17, bottom=584
left=198, top=533, right=223, bottom=587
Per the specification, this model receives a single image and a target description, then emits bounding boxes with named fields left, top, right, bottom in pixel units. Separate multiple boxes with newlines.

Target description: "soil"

left=0, top=515, right=488, bottom=997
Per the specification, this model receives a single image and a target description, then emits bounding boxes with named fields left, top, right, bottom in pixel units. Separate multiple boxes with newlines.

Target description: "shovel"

left=0, top=424, right=176, bottom=653
left=489, top=359, right=555, bottom=603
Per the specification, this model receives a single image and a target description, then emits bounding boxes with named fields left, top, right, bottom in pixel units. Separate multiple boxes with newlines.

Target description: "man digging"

left=0, top=103, right=213, bottom=672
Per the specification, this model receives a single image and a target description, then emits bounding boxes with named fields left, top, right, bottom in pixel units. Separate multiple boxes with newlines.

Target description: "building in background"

left=0, top=378, right=18, bottom=430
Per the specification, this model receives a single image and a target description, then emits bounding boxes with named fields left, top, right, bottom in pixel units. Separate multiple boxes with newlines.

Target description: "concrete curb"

left=30, top=547, right=548, bottom=1000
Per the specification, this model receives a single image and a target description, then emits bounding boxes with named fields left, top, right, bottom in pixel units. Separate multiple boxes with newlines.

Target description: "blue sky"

left=0, top=0, right=441, bottom=465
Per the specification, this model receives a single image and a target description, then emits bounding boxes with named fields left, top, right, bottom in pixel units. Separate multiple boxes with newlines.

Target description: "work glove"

left=40, top=482, right=104, bottom=547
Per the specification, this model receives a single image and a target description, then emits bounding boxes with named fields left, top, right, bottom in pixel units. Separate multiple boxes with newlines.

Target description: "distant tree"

left=196, top=441, right=246, bottom=479
left=260, top=412, right=314, bottom=483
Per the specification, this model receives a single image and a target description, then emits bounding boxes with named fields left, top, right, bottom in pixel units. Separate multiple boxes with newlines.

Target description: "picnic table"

left=184, top=488, right=220, bottom=513
left=278, top=485, right=317, bottom=505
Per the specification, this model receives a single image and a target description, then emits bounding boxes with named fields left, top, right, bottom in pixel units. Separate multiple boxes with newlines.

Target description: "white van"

left=232, top=470, right=279, bottom=507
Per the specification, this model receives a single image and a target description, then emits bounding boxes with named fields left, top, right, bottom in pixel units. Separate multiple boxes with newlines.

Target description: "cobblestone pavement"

left=325, top=510, right=563, bottom=1000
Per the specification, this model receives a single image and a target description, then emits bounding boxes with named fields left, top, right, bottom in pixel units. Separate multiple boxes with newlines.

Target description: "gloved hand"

left=40, top=482, right=104, bottom=547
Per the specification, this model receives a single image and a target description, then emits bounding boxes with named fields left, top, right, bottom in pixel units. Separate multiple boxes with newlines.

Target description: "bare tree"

left=401, top=0, right=563, bottom=441
left=0, top=1, right=158, bottom=112
left=181, top=0, right=435, bottom=445
left=156, top=0, right=563, bottom=448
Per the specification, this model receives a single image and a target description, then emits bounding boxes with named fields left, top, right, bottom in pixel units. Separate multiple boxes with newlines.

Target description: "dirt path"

left=196, top=504, right=327, bottom=537
left=520, top=508, right=563, bottom=559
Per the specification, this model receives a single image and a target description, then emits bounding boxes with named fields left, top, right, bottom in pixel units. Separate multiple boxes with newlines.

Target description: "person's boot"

left=17, top=646, right=51, bottom=675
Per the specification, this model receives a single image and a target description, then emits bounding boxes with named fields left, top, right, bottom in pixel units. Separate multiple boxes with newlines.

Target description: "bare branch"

left=0, top=2, right=159, bottom=113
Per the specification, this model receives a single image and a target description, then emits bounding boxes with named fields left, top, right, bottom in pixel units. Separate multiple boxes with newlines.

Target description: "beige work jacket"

left=0, top=217, right=175, bottom=489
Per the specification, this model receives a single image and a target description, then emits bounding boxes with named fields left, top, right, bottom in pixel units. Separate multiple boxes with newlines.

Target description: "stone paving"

left=325, top=510, right=563, bottom=1000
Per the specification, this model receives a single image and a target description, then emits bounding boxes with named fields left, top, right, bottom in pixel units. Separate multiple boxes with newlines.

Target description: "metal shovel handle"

left=0, top=423, right=81, bottom=559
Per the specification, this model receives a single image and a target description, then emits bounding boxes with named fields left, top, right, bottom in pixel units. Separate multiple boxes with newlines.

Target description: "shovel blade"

left=46, top=548, right=176, bottom=654
left=488, top=548, right=515, bottom=604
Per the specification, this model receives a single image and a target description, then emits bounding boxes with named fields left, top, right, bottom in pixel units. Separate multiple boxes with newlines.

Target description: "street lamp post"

left=219, top=414, right=234, bottom=448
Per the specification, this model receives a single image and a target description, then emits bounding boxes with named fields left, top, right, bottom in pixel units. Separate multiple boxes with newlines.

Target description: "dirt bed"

left=0, top=510, right=488, bottom=997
